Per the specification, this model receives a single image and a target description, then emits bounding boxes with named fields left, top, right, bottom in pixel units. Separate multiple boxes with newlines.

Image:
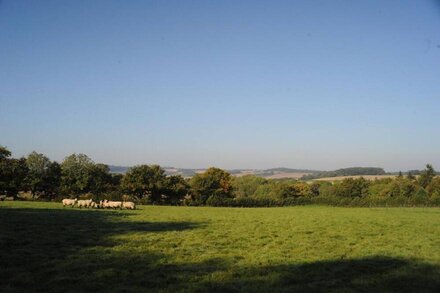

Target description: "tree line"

left=1, top=145, right=439, bottom=207
left=301, top=167, right=386, bottom=180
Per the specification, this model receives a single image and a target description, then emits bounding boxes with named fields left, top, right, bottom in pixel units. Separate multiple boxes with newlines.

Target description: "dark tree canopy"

left=0, top=146, right=28, bottom=197
left=418, top=164, right=436, bottom=188
left=121, top=164, right=168, bottom=203
left=190, top=167, right=233, bottom=204
left=25, top=151, right=61, bottom=198
left=0, top=145, right=12, bottom=159
left=59, top=154, right=111, bottom=196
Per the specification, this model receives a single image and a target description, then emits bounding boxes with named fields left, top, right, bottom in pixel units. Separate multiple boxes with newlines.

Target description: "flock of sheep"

left=62, top=198, right=136, bottom=210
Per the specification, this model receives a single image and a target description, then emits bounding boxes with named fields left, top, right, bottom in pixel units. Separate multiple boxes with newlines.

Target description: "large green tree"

left=232, top=175, right=267, bottom=198
left=0, top=146, right=28, bottom=198
left=121, top=165, right=168, bottom=203
left=418, top=164, right=436, bottom=188
left=60, top=154, right=112, bottom=196
left=190, top=167, right=233, bottom=204
left=426, top=177, right=440, bottom=196
left=88, top=163, right=113, bottom=195
left=165, top=175, right=190, bottom=204
left=60, top=154, right=95, bottom=195
left=333, top=177, right=370, bottom=198
left=25, top=151, right=61, bottom=198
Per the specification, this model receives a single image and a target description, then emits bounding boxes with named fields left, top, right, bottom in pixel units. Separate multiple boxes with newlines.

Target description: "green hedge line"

left=194, top=194, right=440, bottom=208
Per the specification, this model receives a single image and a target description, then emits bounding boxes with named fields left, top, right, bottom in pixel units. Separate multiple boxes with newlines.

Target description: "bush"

left=429, top=192, right=440, bottom=206
left=78, top=193, right=94, bottom=200
left=206, top=195, right=229, bottom=207
left=408, top=189, right=429, bottom=206
left=387, top=196, right=409, bottom=207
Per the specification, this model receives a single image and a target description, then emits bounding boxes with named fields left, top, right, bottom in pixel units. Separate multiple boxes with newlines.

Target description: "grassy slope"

left=312, top=175, right=397, bottom=182
left=1, top=202, right=440, bottom=292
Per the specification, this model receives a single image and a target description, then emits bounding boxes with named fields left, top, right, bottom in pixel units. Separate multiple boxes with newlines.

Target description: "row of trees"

left=1, top=145, right=439, bottom=206
left=315, top=166, right=440, bottom=206
left=301, top=167, right=386, bottom=180
left=0, top=146, right=186, bottom=203
left=0, top=147, right=118, bottom=199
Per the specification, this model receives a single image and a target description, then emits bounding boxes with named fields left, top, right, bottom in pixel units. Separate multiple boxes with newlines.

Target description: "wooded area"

left=1, top=145, right=439, bottom=207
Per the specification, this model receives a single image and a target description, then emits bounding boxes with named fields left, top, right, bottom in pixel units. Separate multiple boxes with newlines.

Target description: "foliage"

left=231, top=175, right=267, bottom=198
left=327, top=177, right=370, bottom=198
left=0, top=145, right=12, bottom=159
left=164, top=175, right=190, bottom=204
left=418, top=164, right=436, bottom=188
left=121, top=164, right=168, bottom=203
left=189, top=167, right=233, bottom=204
left=24, top=151, right=61, bottom=199
left=88, top=163, right=113, bottom=195
left=60, top=154, right=95, bottom=195
left=301, top=167, right=386, bottom=180
left=427, top=177, right=440, bottom=196
left=60, top=154, right=114, bottom=197
left=0, top=156, right=28, bottom=197
left=1, top=146, right=440, bottom=207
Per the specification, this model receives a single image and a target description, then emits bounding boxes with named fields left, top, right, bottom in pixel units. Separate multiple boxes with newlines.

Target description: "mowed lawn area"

left=1, top=202, right=440, bottom=292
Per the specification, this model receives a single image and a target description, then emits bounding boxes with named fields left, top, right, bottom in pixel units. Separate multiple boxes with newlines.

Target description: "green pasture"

left=1, top=202, right=439, bottom=292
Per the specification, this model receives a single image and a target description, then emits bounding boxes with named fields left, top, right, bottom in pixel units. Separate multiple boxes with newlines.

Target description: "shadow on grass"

left=200, top=256, right=440, bottom=292
left=0, top=208, right=205, bottom=292
left=1, top=207, right=439, bottom=292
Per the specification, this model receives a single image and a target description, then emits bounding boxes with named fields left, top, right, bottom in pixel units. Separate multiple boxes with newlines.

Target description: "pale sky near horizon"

left=1, top=0, right=440, bottom=171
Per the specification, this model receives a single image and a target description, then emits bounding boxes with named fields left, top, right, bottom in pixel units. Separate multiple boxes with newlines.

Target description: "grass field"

left=1, top=202, right=440, bottom=292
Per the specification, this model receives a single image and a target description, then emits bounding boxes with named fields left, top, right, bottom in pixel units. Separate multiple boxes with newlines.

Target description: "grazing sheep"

left=100, top=200, right=110, bottom=208
left=90, top=201, right=99, bottom=208
left=62, top=198, right=77, bottom=207
left=77, top=199, right=93, bottom=208
left=98, top=200, right=131, bottom=210
left=122, top=201, right=136, bottom=210
left=107, top=201, right=122, bottom=209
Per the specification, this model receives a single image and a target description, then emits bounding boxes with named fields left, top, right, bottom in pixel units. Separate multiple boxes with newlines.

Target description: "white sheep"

left=107, top=200, right=122, bottom=209
left=89, top=201, right=99, bottom=208
left=77, top=199, right=93, bottom=208
left=100, top=200, right=110, bottom=208
left=62, top=198, right=77, bottom=207
left=122, top=201, right=136, bottom=210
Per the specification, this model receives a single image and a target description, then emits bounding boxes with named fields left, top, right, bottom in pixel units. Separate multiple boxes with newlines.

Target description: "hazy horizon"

left=1, top=1, right=440, bottom=171
left=0, top=149, right=435, bottom=173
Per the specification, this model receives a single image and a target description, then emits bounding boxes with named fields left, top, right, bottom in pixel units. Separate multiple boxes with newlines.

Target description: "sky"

left=1, top=0, right=440, bottom=171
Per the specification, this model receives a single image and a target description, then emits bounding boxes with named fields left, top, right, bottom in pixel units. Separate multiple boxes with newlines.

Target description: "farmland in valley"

left=313, top=175, right=398, bottom=182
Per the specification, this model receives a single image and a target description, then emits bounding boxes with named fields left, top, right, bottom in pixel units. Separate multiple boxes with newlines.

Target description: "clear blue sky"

left=1, top=0, right=440, bottom=171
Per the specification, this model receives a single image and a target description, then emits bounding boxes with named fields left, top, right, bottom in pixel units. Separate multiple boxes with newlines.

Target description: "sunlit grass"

left=1, top=202, right=439, bottom=292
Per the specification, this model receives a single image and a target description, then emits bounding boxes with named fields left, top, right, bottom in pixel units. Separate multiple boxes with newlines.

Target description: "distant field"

left=263, top=172, right=311, bottom=179
left=1, top=202, right=439, bottom=292
left=314, top=175, right=398, bottom=181
left=200, top=170, right=312, bottom=179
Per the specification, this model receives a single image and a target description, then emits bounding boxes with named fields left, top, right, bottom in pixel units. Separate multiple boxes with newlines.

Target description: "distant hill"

left=108, top=165, right=129, bottom=173
left=253, top=168, right=320, bottom=177
left=301, top=167, right=386, bottom=180
left=387, top=170, right=422, bottom=175
left=106, top=165, right=435, bottom=180
left=108, top=165, right=202, bottom=177
left=109, top=165, right=320, bottom=179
